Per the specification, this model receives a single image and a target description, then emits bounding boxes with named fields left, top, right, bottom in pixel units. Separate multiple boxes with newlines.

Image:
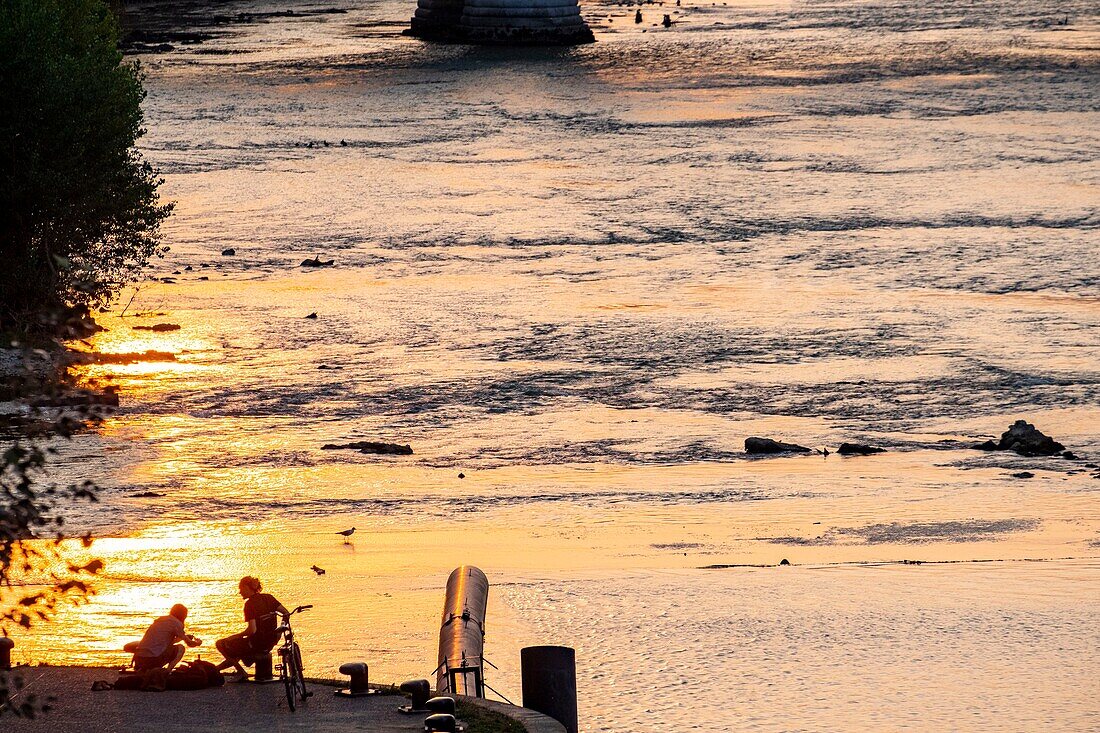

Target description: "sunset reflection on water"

left=12, top=0, right=1100, bottom=728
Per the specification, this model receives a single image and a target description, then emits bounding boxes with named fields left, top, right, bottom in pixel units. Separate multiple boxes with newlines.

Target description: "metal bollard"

left=425, top=696, right=456, bottom=716
left=335, top=662, right=372, bottom=697
left=398, top=678, right=432, bottom=713
left=0, top=638, right=13, bottom=671
left=521, top=646, right=578, bottom=733
left=254, top=652, right=276, bottom=683
left=424, top=713, right=457, bottom=733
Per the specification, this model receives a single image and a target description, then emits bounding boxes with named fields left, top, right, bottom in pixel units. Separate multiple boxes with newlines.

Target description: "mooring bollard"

left=424, top=713, right=457, bottom=733
left=521, top=645, right=578, bottom=733
left=398, top=678, right=432, bottom=713
left=254, top=652, right=275, bottom=683
left=425, top=696, right=456, bottom=716
left=0, top=638, right=14, bottom=671
left=335, top=662, right=372, bottom=697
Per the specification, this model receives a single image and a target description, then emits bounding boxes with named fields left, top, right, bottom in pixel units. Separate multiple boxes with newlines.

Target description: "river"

left=17, top=0, right=1100, bottom=729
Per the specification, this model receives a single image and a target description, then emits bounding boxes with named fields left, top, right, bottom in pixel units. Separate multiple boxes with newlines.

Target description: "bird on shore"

left=337, top=527, right=356, bottom=544
left=311, top=565, right=326, bottom=575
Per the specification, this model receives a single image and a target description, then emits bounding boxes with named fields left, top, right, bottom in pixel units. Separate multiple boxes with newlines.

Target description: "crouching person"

left=134, top=604, right=201, bottom=672
left=215, top=576, right=288, bottom=681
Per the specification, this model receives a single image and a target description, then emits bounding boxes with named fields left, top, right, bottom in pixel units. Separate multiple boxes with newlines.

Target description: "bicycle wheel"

left=281, top=646, right=297, bottom=712
left=291, top=642, right=309, bottom=702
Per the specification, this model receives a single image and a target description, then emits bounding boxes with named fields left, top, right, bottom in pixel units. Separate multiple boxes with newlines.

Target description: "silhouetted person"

left=215, top=576, right=288, bottom=681
left=134, top=604, right=200, bottom=672
left=635, top=9, right=642, bottom=22
left=662, top=13, right=671, bottom=26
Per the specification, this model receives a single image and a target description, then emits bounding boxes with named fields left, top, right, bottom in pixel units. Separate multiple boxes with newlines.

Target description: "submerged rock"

left=837, top=443, right=885, bottom=456
left=1011, top=471, right=1035, bottom=479
left=132, top=323, right=181, bottom=332
left=221, top=248, right=236, bottom=256
left=130, top=491, right=166, bottom=498
left=745, top=437, right=811, bottom=455
left=322, top=441, right=413, bottom=455
left=301, top=257, right=334, bottom=268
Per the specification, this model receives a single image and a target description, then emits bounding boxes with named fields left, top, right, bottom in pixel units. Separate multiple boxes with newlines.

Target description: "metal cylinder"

left=400, top=678, right=431, bottom=709
left=254, top=652, right=273, bottom=682
left=521, top=645, right=578, bottom=733
left=0, top=637, right=13, bottom=670
left=436, top=566, right=489, bottom=696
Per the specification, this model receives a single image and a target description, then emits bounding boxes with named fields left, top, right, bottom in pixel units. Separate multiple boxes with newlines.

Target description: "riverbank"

left=4, top=665, right=556, bottom=733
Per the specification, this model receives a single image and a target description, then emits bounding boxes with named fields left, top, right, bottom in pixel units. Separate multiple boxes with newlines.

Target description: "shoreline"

left=3, top=664, right=561, bottom=733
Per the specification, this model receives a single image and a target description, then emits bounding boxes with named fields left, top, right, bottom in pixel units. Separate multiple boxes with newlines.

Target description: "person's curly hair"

left=239, top=576, right=262, bottom=593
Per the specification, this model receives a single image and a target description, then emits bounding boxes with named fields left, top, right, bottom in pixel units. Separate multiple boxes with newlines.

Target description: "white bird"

left=336, top=527, right=356, bottom=544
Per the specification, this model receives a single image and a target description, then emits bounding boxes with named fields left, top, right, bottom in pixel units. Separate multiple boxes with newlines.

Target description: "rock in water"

left=301, top=257, right=334, bottom=267
left=322, top=441, right=414, bottom=455
left=996, top=420, right=1065, bottom=456
left=837, top=443, right=886, bottom=455
left=132, top=323, right=181, bottom=332
left=745, top=437, right=812, bottom=454
left=406, top=0, right=594, bottom=45
left=221, top=248, right=235, bottom=256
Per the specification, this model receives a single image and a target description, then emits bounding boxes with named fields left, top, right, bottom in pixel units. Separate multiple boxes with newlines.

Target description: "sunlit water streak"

left=13, top=0, right=1100, bottom=729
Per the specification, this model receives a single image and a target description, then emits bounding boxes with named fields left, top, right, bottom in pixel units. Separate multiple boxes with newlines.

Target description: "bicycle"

left=274, top=604, right=313, bottom=711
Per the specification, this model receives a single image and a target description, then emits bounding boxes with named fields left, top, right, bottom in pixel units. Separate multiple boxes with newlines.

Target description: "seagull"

left=311, top=565, right=326, bottom=575
left=336, top=527, right=356, bottom=544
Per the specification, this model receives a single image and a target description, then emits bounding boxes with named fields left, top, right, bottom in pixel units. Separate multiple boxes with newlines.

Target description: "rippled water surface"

left=14, top=0, right=1100, bottom=729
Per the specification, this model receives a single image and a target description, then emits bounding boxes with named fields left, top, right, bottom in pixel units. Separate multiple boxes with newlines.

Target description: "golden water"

left=9, top=0, right=1100, bottom=729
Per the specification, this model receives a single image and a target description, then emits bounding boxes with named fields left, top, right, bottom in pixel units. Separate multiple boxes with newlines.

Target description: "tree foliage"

left=0, top=362, right=105, bottom=717
left=0, top=0, right=173, bottom=334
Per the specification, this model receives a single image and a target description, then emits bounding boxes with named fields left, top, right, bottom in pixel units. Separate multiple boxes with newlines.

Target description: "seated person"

left=133, top=604, right=200, bottom=672
left=215, top=576, right=287, bottom=681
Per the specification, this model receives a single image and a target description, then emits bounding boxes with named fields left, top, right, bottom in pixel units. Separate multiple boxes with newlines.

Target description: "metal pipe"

left=435, top=565, right=489, bottom=696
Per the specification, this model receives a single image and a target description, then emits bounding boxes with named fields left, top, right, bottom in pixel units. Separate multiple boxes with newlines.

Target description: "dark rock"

left=1061, top=451, right=1079, bottom=460
left=198, top=276, right=209, bottom=281
left=974, top=440, right=999, bottom=451
left=635, top=9, right=642, bottom=22
left=184, top=266, right=193, bottom=271
left=301, top=257, right=335, bottom=268
left=91, top=350, right=176, bottom=364
left=837, top=443, right=885, bottom=455
left=221, top=248, right=236, bottom=256
left=662, top=13, right=671, bottom=26
left=745, top=437, right=812, bottom=455
left=1011, top=471, right=1035, bottom=479
left=132, top=323, right=181, bottom=332
left=322, top=441, right=413, bottom=455
left=32, top=389, right=120, bottom=408
left=458, top=473, right=465, bottom=479
left=130, top=491, right=165, bottom=498
left=996, top=420, right=1065, bottom=456
left=779, top=558, right=790, bottom=566
left=304, top=312, right=318, bottom=319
